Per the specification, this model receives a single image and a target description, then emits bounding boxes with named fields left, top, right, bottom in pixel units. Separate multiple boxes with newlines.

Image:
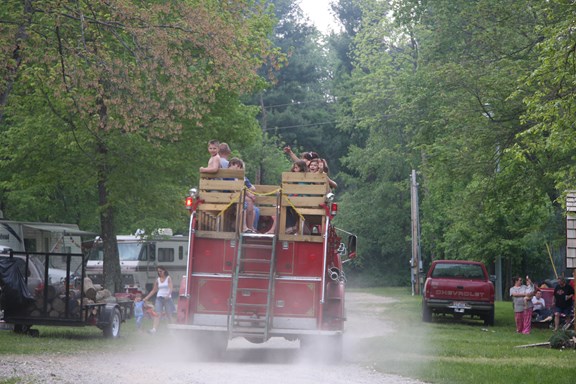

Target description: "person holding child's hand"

left=143, top=266, right=174, bottom=334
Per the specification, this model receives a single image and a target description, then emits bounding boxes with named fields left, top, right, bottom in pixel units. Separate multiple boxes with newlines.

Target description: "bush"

left=549, top=330, right=576, bottom=349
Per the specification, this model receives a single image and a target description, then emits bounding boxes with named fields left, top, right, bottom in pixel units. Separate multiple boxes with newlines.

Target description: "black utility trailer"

left=0, top=250, right=132, bottom=338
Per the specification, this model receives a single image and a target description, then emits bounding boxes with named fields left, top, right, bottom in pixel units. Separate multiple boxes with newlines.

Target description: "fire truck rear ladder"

left=228, top=192, right=279, bottom=342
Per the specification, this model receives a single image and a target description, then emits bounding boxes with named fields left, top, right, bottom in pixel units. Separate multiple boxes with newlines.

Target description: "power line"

left=263, top=120, right=339, bottom=131
left=257, top=100, right=333, bottom=109
left=255, top=94, right=354, bottom=110
left=262, top=115, right=383, bottom=132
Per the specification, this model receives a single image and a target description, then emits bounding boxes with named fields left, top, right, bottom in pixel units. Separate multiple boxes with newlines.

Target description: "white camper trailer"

left=0, top=220, right=95, bottom=273
left=85, top=229, right=188, bottom=294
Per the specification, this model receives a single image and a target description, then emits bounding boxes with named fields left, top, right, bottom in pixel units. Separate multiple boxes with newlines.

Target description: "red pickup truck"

left=422, top=260, right=495, bottom=326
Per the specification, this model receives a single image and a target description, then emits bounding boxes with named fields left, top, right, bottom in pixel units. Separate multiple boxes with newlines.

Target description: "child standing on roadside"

left=133, top=293, right=145, bottom=332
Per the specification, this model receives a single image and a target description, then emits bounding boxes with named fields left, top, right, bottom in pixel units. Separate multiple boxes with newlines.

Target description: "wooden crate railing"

left=196, top=169, right=245, bottom=238
left=279, top=172, right=330, bottom=242
left=193, top=170, right=329, bottom=241
left=253, top=184, right=281, bottom=217
left=252, top=184, right=281, bottom=233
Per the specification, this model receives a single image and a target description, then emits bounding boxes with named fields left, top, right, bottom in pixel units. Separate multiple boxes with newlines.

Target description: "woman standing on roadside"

left=510, top=276, right=534, bottom=334
left=143, top=266, right=175, bottom=334
left=510, top=276, right=525, bottom=333
left=522, top=276, right=534, bottom=334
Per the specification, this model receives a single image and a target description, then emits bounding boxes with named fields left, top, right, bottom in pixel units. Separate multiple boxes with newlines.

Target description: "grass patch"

left=0, top=322, right=146, bottom=355
left=0, top=379, right=20, bottom=384
left=354, top=287, right=576, bottom=384
left=1, top=288, right=575, bottom=384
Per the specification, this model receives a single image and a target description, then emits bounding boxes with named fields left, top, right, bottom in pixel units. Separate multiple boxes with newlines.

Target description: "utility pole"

left=495, top=255, right=502, bottom=301
left=410, top=170, right=421, bottom=295
left=495, top=144, right=502, bottom=301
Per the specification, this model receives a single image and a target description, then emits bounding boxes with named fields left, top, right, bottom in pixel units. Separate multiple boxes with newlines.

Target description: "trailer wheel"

left=14, top=324, right=39, bottom=337
left=103, top=308, right=122, bottom=338
left=13, top=324, right=30, bottom=334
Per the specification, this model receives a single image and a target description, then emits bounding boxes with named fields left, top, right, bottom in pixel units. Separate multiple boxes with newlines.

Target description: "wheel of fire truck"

left=299, top=334, right=343, bottom=362
left=102, top=307, right=122, bottom=338
left=245, top=337, right=266, bottom=344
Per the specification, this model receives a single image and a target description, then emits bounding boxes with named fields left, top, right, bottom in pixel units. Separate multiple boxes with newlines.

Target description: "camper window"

left=87, top=242, right=144, bottom=262
left=88, top=247, right=104, bottom=261
left=24, top=238, right=37, bottom=252
left=143, top=243, right=155, bottom=261
left=119, top=243, right=143, bottom=261
left=158, top=248, right=175, bottom=262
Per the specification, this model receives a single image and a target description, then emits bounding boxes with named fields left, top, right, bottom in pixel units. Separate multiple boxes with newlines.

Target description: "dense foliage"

left=334, top=0, right=576, bottom=289
left=0, top=0, right=276, bottom=291
left=1, top=0, right=575, bottom=293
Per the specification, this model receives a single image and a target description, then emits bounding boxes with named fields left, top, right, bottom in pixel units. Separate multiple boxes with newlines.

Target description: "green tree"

left=0, top=0, right=275, bottom=292
left=252, top=0, right=342, bottom=179
left=328, top=0, right=367, bottom=175
left=335, top=0, right=416, bottom=285
left=514, top=0, right=576, bottom=195
left=335, top=0, right=566, bottom=287
left=394, top=0, right=560, bottom=280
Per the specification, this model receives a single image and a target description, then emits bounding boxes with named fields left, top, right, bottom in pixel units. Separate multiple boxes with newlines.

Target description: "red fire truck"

left=170, top=169, right=357, bottom=356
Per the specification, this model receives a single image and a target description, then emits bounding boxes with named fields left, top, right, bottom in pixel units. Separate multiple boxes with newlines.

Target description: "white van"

left=85, top=230, right=188, bottom=294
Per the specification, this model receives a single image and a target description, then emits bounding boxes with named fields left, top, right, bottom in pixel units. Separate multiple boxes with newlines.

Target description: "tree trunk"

left=97, top=141, right=122, bottom=293
left=95, top=85, right=122, bottom=294
left=98, top=172, right=121, bottom=293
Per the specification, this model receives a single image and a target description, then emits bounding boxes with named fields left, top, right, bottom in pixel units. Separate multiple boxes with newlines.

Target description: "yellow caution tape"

left=283, top=194, right=306, bottom=222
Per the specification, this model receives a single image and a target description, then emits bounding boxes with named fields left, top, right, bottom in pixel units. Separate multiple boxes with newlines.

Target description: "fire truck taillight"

left=330, top=203, right=338, bottom=217
left=186, top=187, right=199, bottom=210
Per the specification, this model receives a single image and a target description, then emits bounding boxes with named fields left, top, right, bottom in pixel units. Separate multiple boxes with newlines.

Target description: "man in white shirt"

left=532, top=290, right=552, bottom=322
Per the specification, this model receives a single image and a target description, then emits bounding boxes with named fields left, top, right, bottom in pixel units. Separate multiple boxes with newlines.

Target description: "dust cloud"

left=0, top=291, right=428, bottom=384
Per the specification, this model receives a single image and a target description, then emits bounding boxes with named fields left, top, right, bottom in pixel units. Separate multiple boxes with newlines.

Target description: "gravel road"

left=1, top=292, right=426, bottom=384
